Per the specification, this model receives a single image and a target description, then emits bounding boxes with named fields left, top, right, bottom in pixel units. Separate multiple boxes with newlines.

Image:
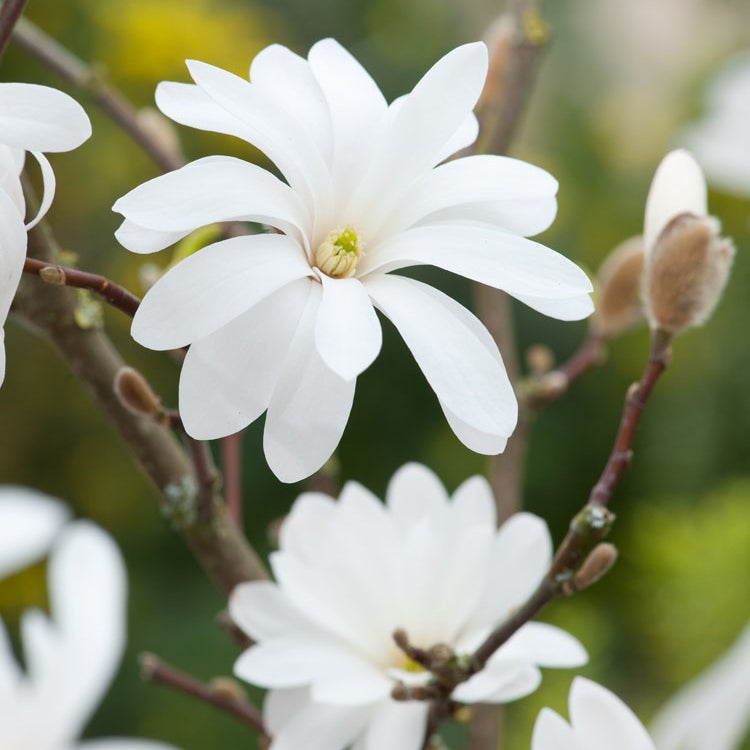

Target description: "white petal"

left=178, top=278, right=310, bottom=439
left=531, top=707, right=582, bottom=750
left=268, top=701, right=370, bottom=750
left=264, top=687, right=309, bottom=736
left=0, top=189, right=27, bottom=327
left=264, top=283, right=355, bottom=483
left=114, top=219, right=187, bottom=255
left=250, top=44, right=333, bottom=165
left=79, top=742, right=180, bottom=750
left=185, top=60, right=331, bottom=215
left=452, top=660, right=541, bottom=703
left=382, top=154, right=558, bottom=237
left=131, top=233, right=311, bottom=350
left=229, top=581, right=315, bottom=642
left=570, top=677, right=655, bottom=750
left=436, top=111, right=479, bottom=163
left=512, top=290, right=595, bottom=321
left=0, top=83, right=91, bottom=152
left=440, top=402, right=509, bottom=455
left=113, top=156, right=310, bottom=239
left=315, top=275, right=382, bottom=380
left=347, top=43, right=488, bottom=234
left=361, top=224, right=593, bottom=301
left=451, top=475, right=497, bottom=529
left=365, top=274, right=517, bottom=441
left=0, top=619, right=21, bottom=699
left=24, top=152, right=55, bottom=230
left=0, top=486, right=69, bottom=579
left=278, top=492, right=337, bottom=559
left=644, top=149, right=707, bottom=255
left=364, top=700, right=429, bottom=750
left=499, top=622, right=588, bottom=668
left=385, top=463, right=449, bottom=526
left=311, top=661, right=392, bottom=705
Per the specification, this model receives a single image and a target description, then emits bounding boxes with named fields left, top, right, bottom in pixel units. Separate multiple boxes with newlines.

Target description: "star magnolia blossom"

left=113, top=39, right=594, bottom=483
left=0, top=83, right=91, bottom=386
left=682, top=54, right=750, bottom=197
left=0, top=486, right=70, bottom=579
left=0, top=513, right=176, bottom=750
left=651, top=621, right=750, bottom=750
left=532, top=677, right=655, bottom=750
left=229, top=463, right=587, bottom=750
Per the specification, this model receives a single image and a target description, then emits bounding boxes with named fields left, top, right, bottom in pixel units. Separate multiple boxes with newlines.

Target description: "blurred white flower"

left=0, top=486, right=70, bottom=579
left=0, top=518, right=176, bottom=750
left=0, top=83, right=91, bottom=386
left=532, top=677, right=655, bottom=750
left=682, top=54, right=750, bottom=197
left=229, top=463, right=587, bottom=750
left=651, top=621, right=750, bottom=750
left=114, top=39, right=593, bottom=483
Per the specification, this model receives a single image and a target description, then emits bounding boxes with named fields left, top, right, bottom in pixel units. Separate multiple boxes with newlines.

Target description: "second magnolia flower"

left=114, top=39, right=593, bottom=482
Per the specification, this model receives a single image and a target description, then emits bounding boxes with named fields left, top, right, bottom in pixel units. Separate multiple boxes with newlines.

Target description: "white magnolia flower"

left=0, top=82, right=91, bottom=386
left=0, top=518, right=176, bottom=750
left=682, top=54, right=750, bottom=197
left=532, top=677, right=655, bottom=750
left=651, top=621, right=750, bottom=750
left=113, top=39, right=593, bottom=483
left=0, top=485, right=70, bottom=579
left=229, top=463, right=587, bottom=750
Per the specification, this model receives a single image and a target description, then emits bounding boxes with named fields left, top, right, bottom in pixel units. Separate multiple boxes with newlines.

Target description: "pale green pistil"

left=314, top=227, right=364, bottom=278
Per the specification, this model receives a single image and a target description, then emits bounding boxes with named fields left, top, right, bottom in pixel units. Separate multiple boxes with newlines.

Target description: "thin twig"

left=23, top=256, right=141, bottom=317
left=217, top=610, right=255, bottom=650
left=11, top=16, right=184, bottom=172
left=141, top=652, right=269, bottom=740
left=187, top=437, right=219, bottom=526
left=0, top=0, right=27, bottom=60
left=221, top=432, right=244, bottom=525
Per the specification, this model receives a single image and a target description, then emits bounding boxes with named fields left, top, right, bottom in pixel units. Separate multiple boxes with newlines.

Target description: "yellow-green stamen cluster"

left=314, top=227, right=363, bottom=278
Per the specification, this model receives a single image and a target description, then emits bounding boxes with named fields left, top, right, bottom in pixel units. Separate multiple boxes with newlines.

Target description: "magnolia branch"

left=140, top=653, right=269, bottom=740
left=0, top=0, right=27, bottom=59
left=23, top=256, right=141, bottom=317
left=11, top=17, right=184, bottom=172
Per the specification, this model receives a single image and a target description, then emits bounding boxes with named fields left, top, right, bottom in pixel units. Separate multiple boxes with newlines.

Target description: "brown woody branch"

left=0, top=0, right=27, bottom=59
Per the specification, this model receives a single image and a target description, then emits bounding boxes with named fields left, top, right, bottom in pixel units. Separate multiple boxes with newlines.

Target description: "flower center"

left=314, top=227, right=363, bottom=278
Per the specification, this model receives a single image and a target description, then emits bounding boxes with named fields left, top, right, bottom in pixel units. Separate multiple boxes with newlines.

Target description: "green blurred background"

left=1, top=0, right=749, bottom=747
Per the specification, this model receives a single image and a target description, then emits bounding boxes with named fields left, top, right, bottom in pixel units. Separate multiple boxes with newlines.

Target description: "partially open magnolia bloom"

left=651, top=621, right=750, bottom=750
left=642, top=149, right=734, bottom=336
left=0, top=486, right=70, bottom=579
left=682, top=54, right=750, bottom=197
left=229, top=463, right=587, bottom=750
left=532, top=677, right=655, bottom=750
left=0, top=82, right=91, bottom=387
left=0, top=519, right=177, bottom=750
left=114, top=39, right=593, bottom=482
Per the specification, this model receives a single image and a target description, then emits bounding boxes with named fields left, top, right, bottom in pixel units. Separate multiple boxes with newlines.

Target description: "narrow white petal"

left=499, top=622, right=588, bottom=668
left=440, top=401, right=509, bottom=455
left=347, top=43, right=488, bottom=233
left=114, top=219, right=187, bottom=255
left=383, top=154, right=558, bottom=237
left=452, top=660, right=540, bottom=703
left=229, top=581, right=315, bottom=642
left=644, top=149, right=707, bottom=254
left=364, top=700, right=429, bottom=750
left=311, top=661, right=391, bottom=705
left=366, top=274, right=517, bottom=440
left=436, top=111, right=479, bottom=163
left=361, top=224, right=593, bottom=301
left=113, top=156, right=310, bottom=239
left=79, top=742, right=180, bottom=750
left=0, top=189, right=27, bottom=324
left=385, top=463, right=449, bottom=525
left=132, top=233, right=311, bottom=350
left=0, top=83, right=91, bottom=152
left=0, top=487, right=70, bottom=579
left=24, top=152, right=55, bottom=230
left=264, top=688, right=309, bottom=736
left=179, top=279, right=310, bottom=439
left=570, top=677, right=655, bottom=750
left=185, top=60, right=331, bottom=216
left=451, top=475, right=497, bottom=529
left=250, top=44, right=333, bottom=165
left=264, top=284, right=355, bottom=483
left=268, top=701, right=370, bottom=750
left=512, top=290, right=595, bottom=321
left=0, top=619, right=21, bottom=700
left=531, top=707, right=582, bottom=750
left=315, top=275, right=382, bottom=380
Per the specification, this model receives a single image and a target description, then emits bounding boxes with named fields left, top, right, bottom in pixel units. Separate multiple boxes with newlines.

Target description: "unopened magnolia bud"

left=564, top=542, right=618, bottom=594
left=208, top=676, right=247, bottom=703
left=526, top=344, right=555, bottom=375
left=591, top=236, right=645, bottom=338
left=136, top=107, right=184, bottom=166
left=477, top=14, right=515, bottom=110
left=114, top=366, right=162, bottom=418
left=39, top=265, right=66, bottom=286
left=643, top=212, right=734, bottom=336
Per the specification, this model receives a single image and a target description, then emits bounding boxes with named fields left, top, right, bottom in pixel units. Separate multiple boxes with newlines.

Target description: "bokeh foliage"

left=1, top=0, right=749, bottom=748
